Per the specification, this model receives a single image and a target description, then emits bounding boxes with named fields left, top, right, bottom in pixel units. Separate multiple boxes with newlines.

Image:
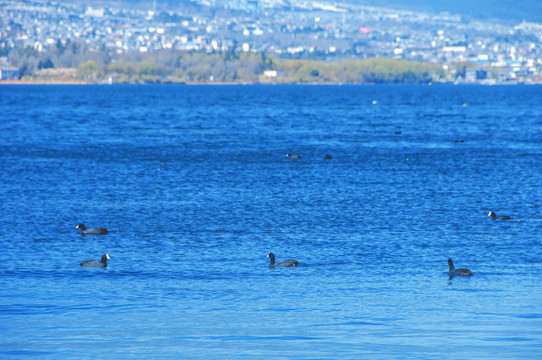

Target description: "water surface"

left=1, top=84, right=541, bottom=359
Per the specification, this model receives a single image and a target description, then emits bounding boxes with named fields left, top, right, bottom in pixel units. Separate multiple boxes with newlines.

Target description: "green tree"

left=107, top=61, right=136, bottom=76
left=136, top=60, right=166, bottom=76
left=78, top=60, right=98, bottom=81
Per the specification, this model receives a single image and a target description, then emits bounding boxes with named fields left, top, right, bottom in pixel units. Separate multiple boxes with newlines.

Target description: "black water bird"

left=448, top=258, right=472, bottom=277
left=80, top=254, right=110, bottom=267
left=488, top=211, right=511, bottom=220
left=76, top=224, right=109, bottom=235
left=267, top=252, right=299, bottom=267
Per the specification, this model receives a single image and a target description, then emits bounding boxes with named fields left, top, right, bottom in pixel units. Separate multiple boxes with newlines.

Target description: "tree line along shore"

left=4, top=41, right=445, bottom=84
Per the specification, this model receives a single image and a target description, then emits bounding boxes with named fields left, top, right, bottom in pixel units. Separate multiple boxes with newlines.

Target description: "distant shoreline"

left=0, top=80, right=357, bottom=85
left=0, top=80, right=91, bottom=85
left=0, top=80, right=255, bottom=85
left=0, top=80, right=537, bottom=86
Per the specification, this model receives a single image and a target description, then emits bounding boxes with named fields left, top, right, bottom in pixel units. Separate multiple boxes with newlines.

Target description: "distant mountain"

left=350, top=0, right=542, bottom=23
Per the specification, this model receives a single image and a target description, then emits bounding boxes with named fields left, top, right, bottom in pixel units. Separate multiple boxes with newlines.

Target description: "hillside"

left=353, top=0, right=541, bottom=23
left=88, top=0, right=542, bottom=23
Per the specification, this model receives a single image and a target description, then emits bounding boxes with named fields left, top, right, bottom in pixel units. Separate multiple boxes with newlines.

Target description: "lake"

left=1, top=84, right=541, bottom=359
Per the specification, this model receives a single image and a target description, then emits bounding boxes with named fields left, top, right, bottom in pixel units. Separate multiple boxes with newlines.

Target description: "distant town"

left=1, top=0, right=541, bottom=84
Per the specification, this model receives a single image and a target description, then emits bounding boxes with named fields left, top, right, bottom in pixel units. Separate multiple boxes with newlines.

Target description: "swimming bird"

left=76, top=224, right=109, bottom=235
left=267, top=252, right=299, bottom=267
left=323, top=154, right=333, bottom=160
left=286, top=153, right=301, bottom=159
left=488, top=211, right=511, bottom=220
left=448, top=258, right=472, bottom=277
left=80, top=254, right=110, bottom=267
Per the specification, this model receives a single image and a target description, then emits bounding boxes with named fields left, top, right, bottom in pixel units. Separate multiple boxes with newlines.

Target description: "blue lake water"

left=1, top=84, right=541, bottom=359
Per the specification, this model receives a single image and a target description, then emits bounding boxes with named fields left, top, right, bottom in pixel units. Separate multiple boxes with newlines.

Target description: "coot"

left=448, top=258, right=472, bottom=277
left=488, top=211, right=511, bottom=220
left=76, top=224, right=109, bottom=235
left=80, top=254, right=110, bottom=267
left=267, top=252, right=299, bottom=267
